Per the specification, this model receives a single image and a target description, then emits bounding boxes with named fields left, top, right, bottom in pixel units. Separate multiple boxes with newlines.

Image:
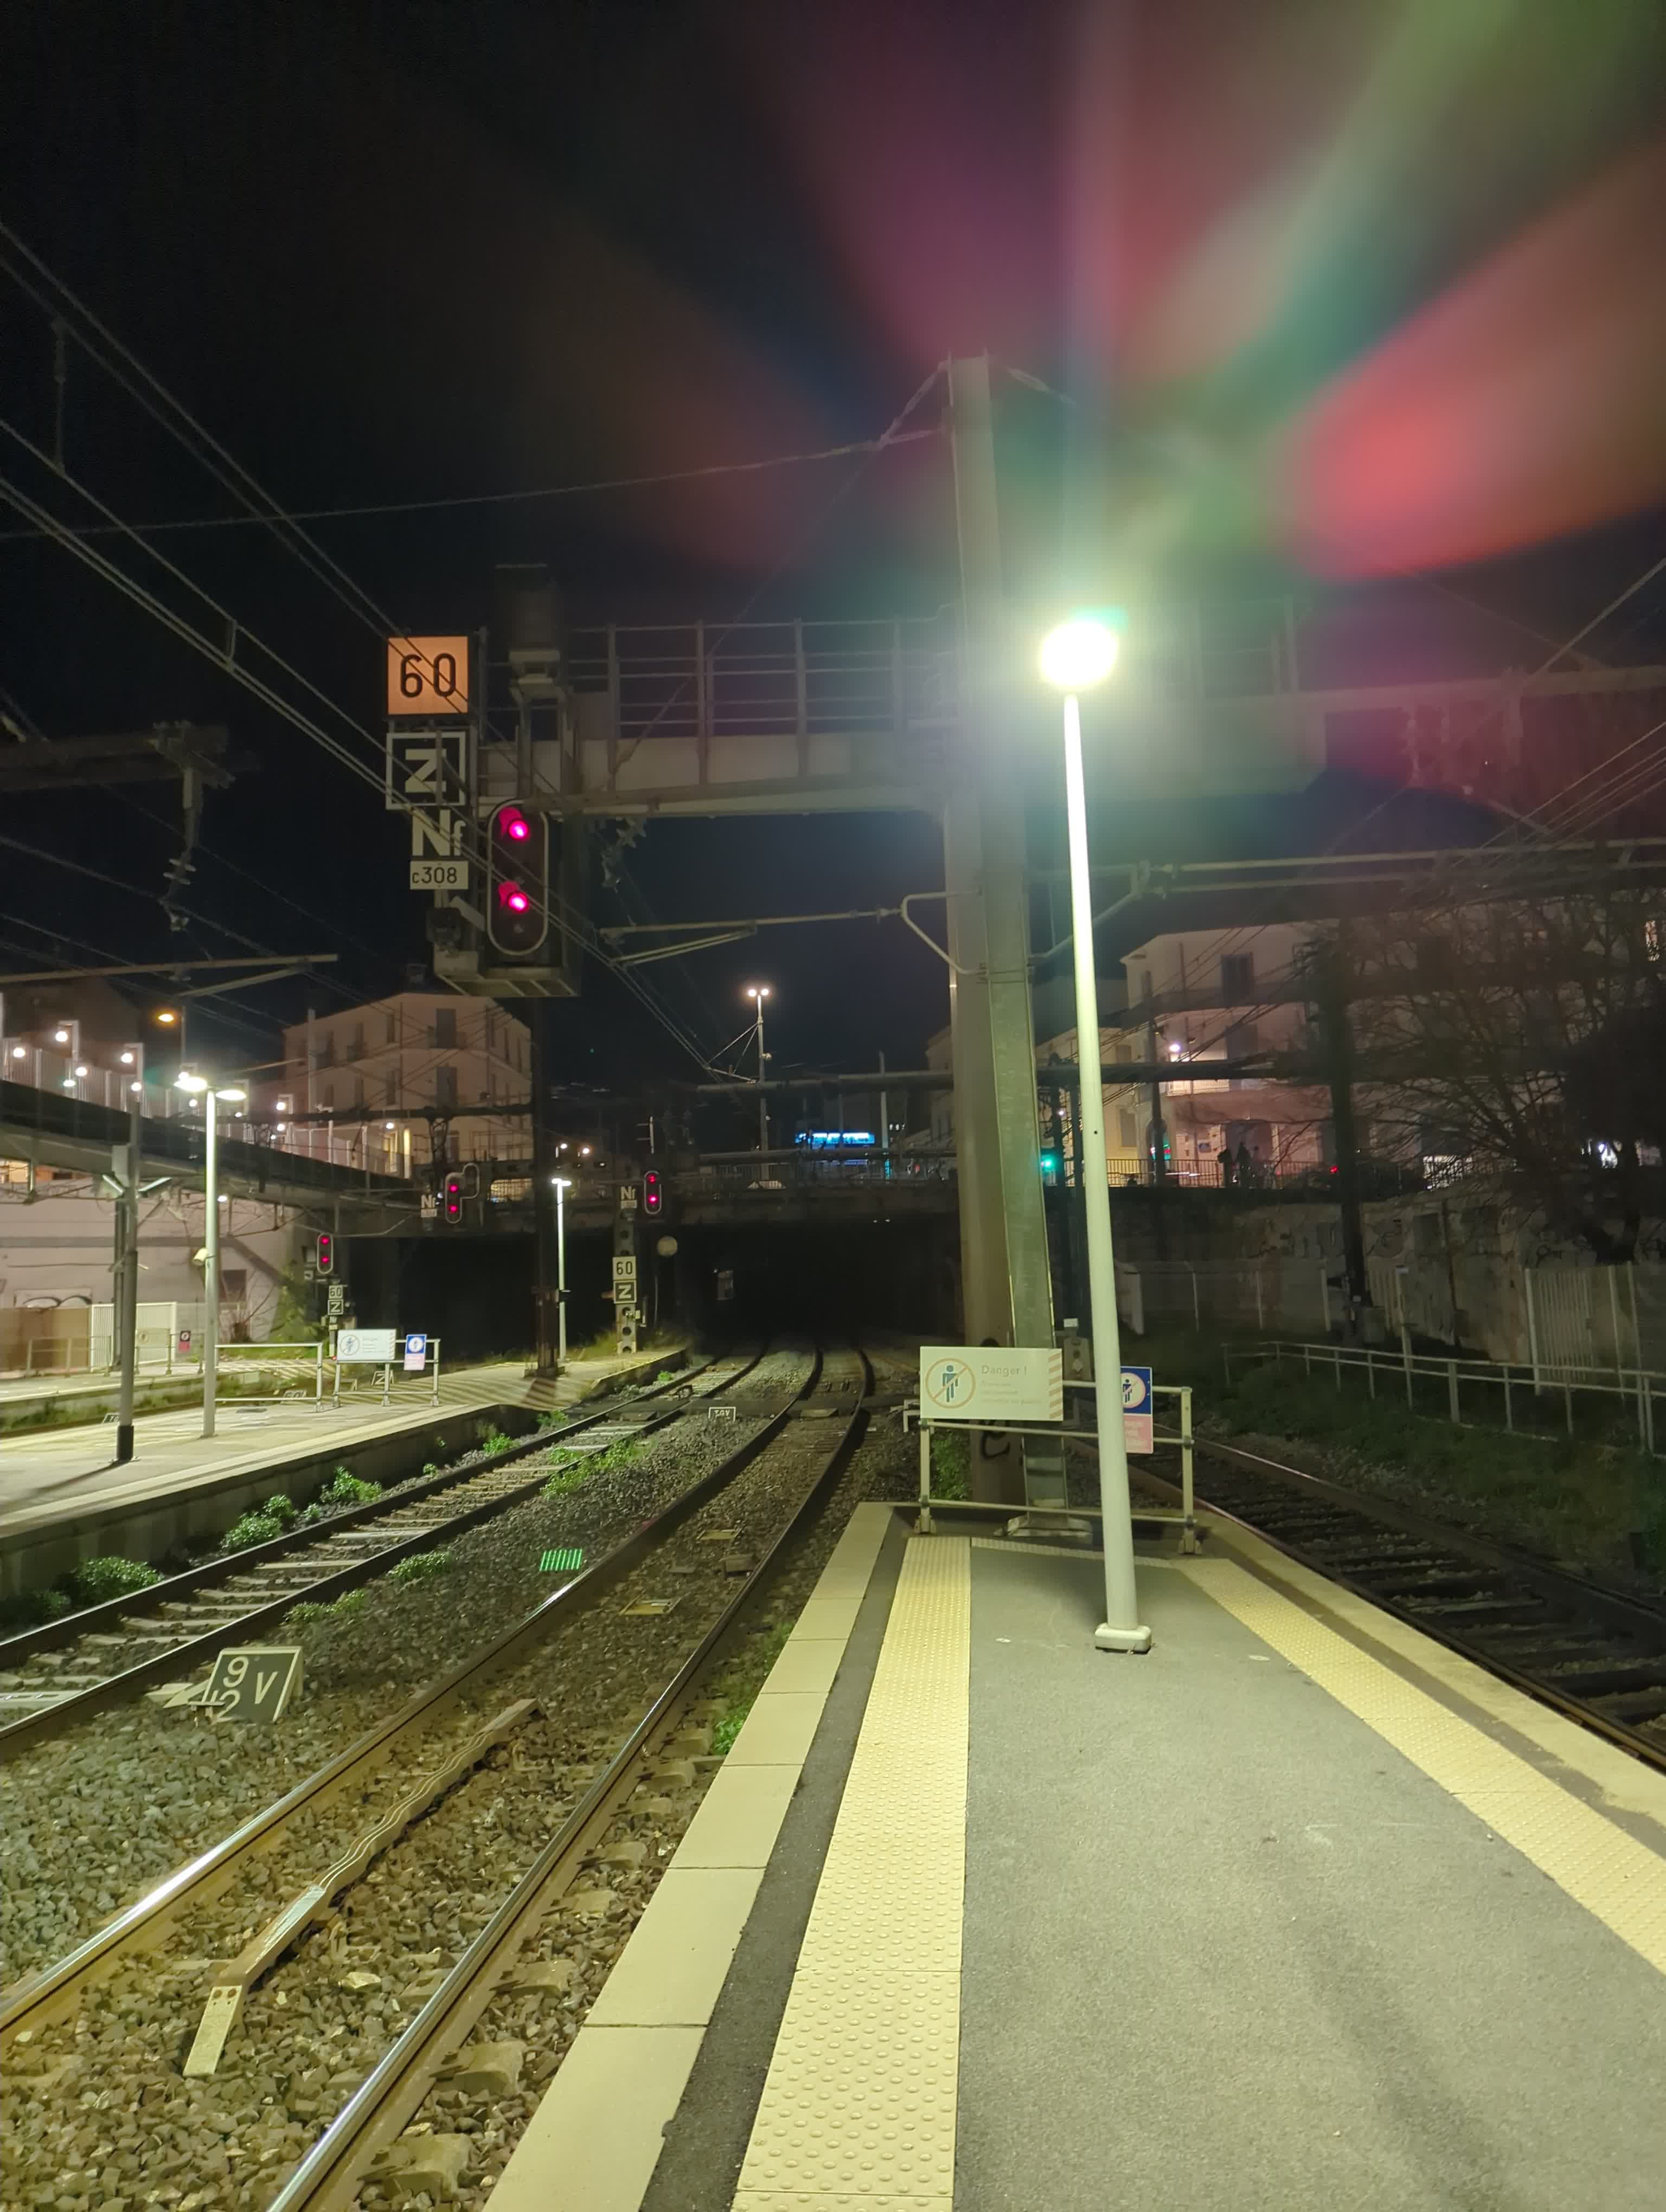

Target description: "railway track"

left=1135, top=1432, right=1666, bottom=1772
left=0, top=1347, right=763, bottom=1753
left=1, top=1345, right=873, bottom=2212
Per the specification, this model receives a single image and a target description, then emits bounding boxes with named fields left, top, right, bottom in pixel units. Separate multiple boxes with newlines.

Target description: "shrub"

left=930, top=1430, right=969, bottom=1501
left=219, top=1489, right=308, bottom=1552
left=389, top=1548, right=451, bottom=1584
left=421, top=1461, right=440, bottom=1477
left=318, top=1469, right=382, bottom=1510
left=74, top=1555, right=163, bottom=1606
left=219, top=1508, right=285, bottom=1552
left=542, top=1461, right=588, bottom=1499
left=285, top=1602, right=328, bottom=1626
left=477, top=1425, right=514, bottom=1457
left=330, top=1589, right=368, bottom=1617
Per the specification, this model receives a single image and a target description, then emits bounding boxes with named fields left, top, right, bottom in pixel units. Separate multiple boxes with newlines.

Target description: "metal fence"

left=1229, top=1336, right=1666, bottom=1455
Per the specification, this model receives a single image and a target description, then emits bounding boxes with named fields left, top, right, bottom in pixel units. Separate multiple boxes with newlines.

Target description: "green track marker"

left=540, top=1547, right=584, bottom=1573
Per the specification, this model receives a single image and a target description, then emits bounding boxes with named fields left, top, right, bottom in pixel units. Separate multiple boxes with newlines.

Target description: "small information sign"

left=1122, top=1366, right=1154, bottom=1455
left=337, top=1328, right=397, bottom=1363
left=919, top=1346, right=1063, bottom=1425
left=403, top=1333, right=428, bottom=1373
left=202, top=1647, right=303, bottom=1723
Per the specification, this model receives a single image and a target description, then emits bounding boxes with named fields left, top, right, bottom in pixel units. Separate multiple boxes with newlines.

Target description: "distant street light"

left=745, top=984, right=772, bottom=1156
left=1040, top=614, right=1149, bottom=1655
left=175, top=1073, right=247, bottom=1439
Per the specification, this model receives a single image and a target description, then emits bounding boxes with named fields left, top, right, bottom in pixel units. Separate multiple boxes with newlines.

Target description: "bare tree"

left=1327, top=885, right=1666, bottom=1263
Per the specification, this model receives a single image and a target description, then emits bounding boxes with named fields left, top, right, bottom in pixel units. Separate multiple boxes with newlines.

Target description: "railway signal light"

left=315, top=1231, right=334, bottom=1275
left=442, top=1171, right=464, bottom=1225
left=486, top=805, right=549, bottom=957
left=642, top=1167, right=663, bottom=1216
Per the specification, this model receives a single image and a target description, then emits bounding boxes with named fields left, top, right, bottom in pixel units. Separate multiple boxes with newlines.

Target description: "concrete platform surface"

left=0, top=1348, right=672, bottom=1544
left=957, top=1543, right=1666, bottom=2212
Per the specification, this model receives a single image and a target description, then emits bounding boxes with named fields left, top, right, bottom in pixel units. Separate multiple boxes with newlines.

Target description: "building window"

left=1221, top=952, right=1254, bottom=1000
left=1225, top=1020, right=1259, bottom=1062
left=314, top=1032, right=334, bottom=1068
left=435, top=1065, right=458, bottom=1108
left=385, top=1072, right=399, bottom=1105
left=433, top=1008, right=457, bottom=1049
left=348, top=1023, right=365, bottom=1061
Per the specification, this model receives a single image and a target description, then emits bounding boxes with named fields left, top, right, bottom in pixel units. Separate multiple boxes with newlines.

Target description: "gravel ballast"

left=0, top=1355, right=894, bottom=2212
left=0, top=1352, right=805, bottom=1985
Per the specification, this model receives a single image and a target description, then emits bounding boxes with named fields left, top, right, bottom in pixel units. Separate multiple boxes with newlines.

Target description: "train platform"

left=0, top=1347, right=681, bottom=1584
left=495, top=1501, right=1666, bottom=2211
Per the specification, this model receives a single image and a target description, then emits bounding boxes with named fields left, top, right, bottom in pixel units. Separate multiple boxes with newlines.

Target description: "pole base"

left=114, top=1423, right=134, bottom=1464
left=1094, top=1621, right=1153, bottom=1654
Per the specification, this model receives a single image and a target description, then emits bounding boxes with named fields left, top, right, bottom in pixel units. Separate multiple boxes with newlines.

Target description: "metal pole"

left=114, top=1093, right=141, bottom=1462
left=556, top=1179, right=568, bottom=1366
left=202, top=1092, right=219, bottom=1439
left=756, top=999, right=768, bottom=1157
left=1063, top=692, right=1149, bottom=1652
left=879, top=1049, right=890, bottom=1179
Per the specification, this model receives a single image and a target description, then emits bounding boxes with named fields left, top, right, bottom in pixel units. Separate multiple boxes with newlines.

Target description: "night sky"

left=4, top=1, right=1664, bottom=1097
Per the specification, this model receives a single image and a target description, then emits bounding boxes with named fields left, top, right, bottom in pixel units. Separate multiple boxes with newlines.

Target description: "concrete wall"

left=0, top=1182, right=302, bottom=1350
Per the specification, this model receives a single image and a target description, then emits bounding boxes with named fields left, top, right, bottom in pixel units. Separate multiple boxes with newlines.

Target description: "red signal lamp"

left=498, top=806, right=532, bottom=843
left=498, top=883, right=530, bottom=914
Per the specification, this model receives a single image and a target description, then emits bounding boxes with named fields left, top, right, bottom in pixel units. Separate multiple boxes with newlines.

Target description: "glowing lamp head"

left=53, top=1028, right=69, bottom=1044
left=1040, top=616, right=1120, bottom=693
left=496, top=805, right=532, bottom=843
left=499, top=884, right=530, bottom=915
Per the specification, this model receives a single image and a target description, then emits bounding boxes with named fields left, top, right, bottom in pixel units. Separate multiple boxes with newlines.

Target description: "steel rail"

left=0, top=1349, right=764, bottom=1756
left=0, top=1348, right=821, bottom=2042
left=267, top=1343, right=873, bottom=2212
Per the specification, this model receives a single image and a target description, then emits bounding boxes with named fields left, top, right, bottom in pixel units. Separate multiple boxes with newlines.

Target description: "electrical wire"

left=0, top=430, right=944, bottom=543
left=1, top=234, right=939, bottom=1074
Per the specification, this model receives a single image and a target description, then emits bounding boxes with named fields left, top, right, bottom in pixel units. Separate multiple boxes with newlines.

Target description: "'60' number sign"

left=386, top=634, right=470, bottom=717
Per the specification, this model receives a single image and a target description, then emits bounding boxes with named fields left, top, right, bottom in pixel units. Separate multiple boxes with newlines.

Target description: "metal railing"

left=1227, top=1337, right=1666, bottom=1455
left=565, top=614, right=957, bottom=749
left=329, top=1338, right=442, bottom=1409
left=213, top=1342, right=328, bottom=1407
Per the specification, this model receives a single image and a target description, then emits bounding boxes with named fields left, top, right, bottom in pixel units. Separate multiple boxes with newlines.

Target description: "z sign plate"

left=387, top=634, right=470, bottom=717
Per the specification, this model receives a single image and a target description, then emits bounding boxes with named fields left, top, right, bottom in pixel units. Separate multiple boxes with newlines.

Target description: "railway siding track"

left=0, top=1346, right=870, bottom=2212
left=1141, top=1432, right=1666, bottom=1771
left=0, top=1348, right=760, bottom=1753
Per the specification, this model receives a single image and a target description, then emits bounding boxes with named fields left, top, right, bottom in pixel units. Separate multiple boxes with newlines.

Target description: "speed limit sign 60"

left=386, top=635, right=470, bottom=717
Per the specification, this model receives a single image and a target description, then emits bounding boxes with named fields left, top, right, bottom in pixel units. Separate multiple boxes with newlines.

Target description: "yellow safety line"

left=732, top=1535, right=968, bottom=2209
left=1186, top=1555, right=1666, bottom=1976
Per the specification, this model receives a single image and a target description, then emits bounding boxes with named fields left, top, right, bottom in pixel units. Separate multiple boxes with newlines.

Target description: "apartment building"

left=268, top=993, right=534, bottom=1168
left=1117, top=924, right=1331, bottom=1180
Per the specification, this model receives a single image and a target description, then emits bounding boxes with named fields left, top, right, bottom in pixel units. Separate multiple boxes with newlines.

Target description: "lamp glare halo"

left=1040, top=618, right=1119, bottom=692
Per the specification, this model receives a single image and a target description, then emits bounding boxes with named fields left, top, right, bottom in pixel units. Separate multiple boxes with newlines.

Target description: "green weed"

left=74, top=1555, right=163, bottom=1605
left=390, top=1548, right=451, bottom=1584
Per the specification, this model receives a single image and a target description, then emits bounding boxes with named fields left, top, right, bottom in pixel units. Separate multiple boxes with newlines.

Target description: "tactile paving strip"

left=1187, top=1554, right=1666, bottom=1976
left=732, top=1536, right=969, bottom=2210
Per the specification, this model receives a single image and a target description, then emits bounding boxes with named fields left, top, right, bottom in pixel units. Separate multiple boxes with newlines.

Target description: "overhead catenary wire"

left=3, top=229, right=926, bottom=1071
left=0, top=430, right=944, bottom=544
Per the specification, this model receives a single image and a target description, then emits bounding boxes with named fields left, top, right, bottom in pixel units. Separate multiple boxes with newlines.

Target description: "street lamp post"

left=176, top=1073, right=246, bottom=1439
left=745, top=985, right=771, bottom=1157
left=1040, top=616, right=1151, bottom=1654
left=552, top=1176, right=572, bottom=1365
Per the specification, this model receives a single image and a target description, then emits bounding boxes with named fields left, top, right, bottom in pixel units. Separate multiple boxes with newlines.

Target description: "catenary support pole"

left=202, top=1092, right=219, bottom=1439
left=1062, top=693, right=1150, bottom=1652
left=114, top=1093, right=141, bottom=1463
left=947, top=352, right=1060, bottom=1507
